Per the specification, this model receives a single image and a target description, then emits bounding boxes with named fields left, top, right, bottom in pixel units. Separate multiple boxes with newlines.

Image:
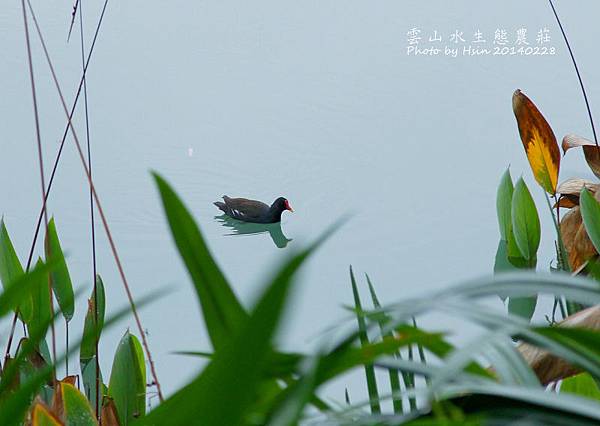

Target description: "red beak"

left=285, top=200, right=294, bottom=212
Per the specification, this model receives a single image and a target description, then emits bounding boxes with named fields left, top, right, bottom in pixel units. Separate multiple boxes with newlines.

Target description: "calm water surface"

left=1, top=0, right=599, bottom=405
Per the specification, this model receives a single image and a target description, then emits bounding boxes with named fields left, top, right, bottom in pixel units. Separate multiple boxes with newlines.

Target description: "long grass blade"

left=350, top=266, right=380, bottom=414
left=366, top=275, right=404, bottom=413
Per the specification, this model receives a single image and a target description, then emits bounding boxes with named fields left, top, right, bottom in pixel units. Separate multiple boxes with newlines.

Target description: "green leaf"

left=268, top=357, right=320, bottom=426
left=0, top=259, right=54, bottom=320
left=0, top=365, right=53, bottom=426
left=349, top=266, right=380, bottom=414
left=58, top=382, right=97, bottom=426
left=80, top=275, right=106, bottom=413
left=80, top=359, right=103, bottom=416
left=511, top=178, right=540, bottom=262
left=496, top=168, right=514, bottom=241
left=366, top=275, right=404, bottom=414
left=494, top=240, right=515, bottom=275
left=0, top=219, right=31, bottom=323
left=108, top=331, right=146, bottom=425
left=30, top=258, right=52, bottom=339
left=150, top=173, right=341, bottom=420
left=139, top=232, right=316, bottom=426
left=80, top=275, right=106, bottom=361
left=531, top=327, right=600, bottom=377
left=580, top=188, right=600, bottom=254
left=507, top=296, right=537, bottom=321
left=561, top=373, right=600, bottom=402
left=44, top=218, right=74, bottom=322
left=153, top=172, right=247, bottom=350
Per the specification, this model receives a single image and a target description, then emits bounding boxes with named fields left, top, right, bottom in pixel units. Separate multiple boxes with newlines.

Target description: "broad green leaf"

left=494, top=239, right=529, bottom=282
left=511, top=178, right=540, bottom=262
left=268, top=358, right=319, bottom=426
left=562, top=373, right=600, bottom=402
left=80, top=359, right=103, bottom=416
left=56, top=381, right=97, bottom=426
left=512, top=89, right=560, bottom=195
left=153, top=173, right=246, bottom=350
left=0, top=259, right=54, bottom=320
left=153, top=174, right=337, bottom=417
left=80, top=275, right=106, bottom=360
left=508, top=296, right=537, bottom=321
left=139, top=231, right=316, bottom=426
left=0, top=219, right=32, bottom=322
left=44, top=218, right=74, bottom=322
left=440, top=382, right=600, bottom=423
left=31, top=258, right=52, bottom=339
left=80, top=275, right=106, bottom=414
left=580, top=188, right=600, bottom=255
left=0, top=366, right=54, bottom=426
left=0, top=288, right=161, bottom=426
left=108, top=332, right=146, bottom=425
left=494, top=240, right=514, bottom=276
left=496, top=168, right=514, bottom=241
left=349, top=266, right=380, bottom=414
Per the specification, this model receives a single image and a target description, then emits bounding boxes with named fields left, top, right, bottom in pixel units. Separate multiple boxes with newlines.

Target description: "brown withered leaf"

left=518, top=304, right=600, bottom=384
left=101, top=397, right=121, bottom=426
left=553, top=178, right=599, bottom=208
left=554, top=195, right=579, bottom=209
left=560, top=205, right=598, bottom=271
left=60, top=375, right=77, bottom=386
left=557, top=177, right=599, bottom=196
left=513, top=89, right=561, bottom=195
left=562, top=134, right=600, bottom=180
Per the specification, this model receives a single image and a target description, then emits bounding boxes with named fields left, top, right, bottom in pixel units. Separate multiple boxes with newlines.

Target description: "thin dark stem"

left=4, top=0, right=109, bottom=368
left=26, top=0, right=164, bottom=402
left=559, top=298, right=567, bottom=320
left=549, top=0, right=599, bottom=148
left=3, top=315, right=18, bottom=365
left=65, top=321, right=69, bottom=375
left=78, top=0, right=101, bottom=417
left=67, top=0, right=80, bottom=42
left=17, top=0, right=57, bottom=370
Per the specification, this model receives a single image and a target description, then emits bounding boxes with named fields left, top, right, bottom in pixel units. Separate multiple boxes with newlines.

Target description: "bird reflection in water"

left=215, top=215, right=292, bottom=248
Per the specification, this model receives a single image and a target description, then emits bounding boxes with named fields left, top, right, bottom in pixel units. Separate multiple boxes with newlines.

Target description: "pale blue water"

left=1, top=0, right=599, bottom=406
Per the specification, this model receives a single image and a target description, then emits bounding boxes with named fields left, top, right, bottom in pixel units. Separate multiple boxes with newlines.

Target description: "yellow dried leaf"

left=512, top=90, right=561, bottom=194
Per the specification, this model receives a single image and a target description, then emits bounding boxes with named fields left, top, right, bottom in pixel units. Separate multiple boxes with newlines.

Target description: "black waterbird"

left=213, top=196, right=293, bottom=224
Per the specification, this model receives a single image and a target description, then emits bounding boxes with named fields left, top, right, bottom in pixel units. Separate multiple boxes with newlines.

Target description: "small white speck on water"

left=188, top=147, right=194, bottom=157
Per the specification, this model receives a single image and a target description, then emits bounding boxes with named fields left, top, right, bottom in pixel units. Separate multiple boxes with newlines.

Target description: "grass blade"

left=139, top=235, right=318, bottom=426
left=350, top=266, right=380, bottom=414
left=153, top=172, right=246, bottom=350
left=366, top=275, right=404, bottom=414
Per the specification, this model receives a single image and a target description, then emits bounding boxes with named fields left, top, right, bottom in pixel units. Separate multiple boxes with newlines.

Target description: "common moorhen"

left=213, top=196, right=293, bottom=224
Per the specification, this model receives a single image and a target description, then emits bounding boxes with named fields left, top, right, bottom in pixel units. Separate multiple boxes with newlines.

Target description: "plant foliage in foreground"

left=3, top=168, right=600, bottom=425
